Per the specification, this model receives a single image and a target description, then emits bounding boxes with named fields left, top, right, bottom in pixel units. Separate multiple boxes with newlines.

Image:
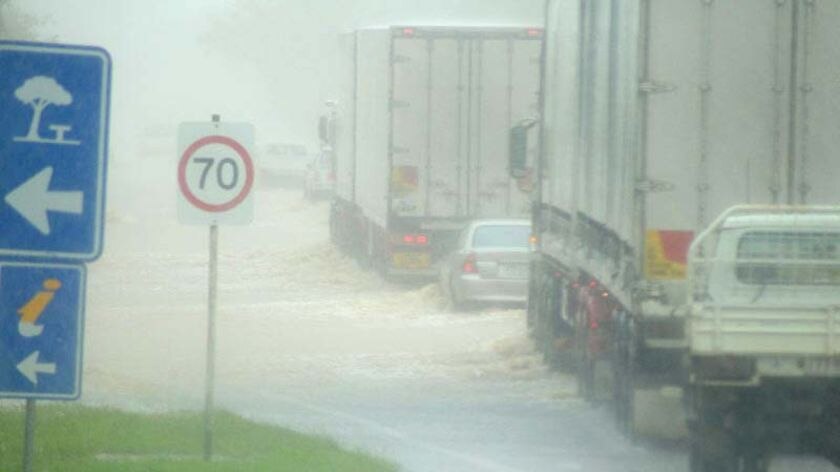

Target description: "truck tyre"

left=535, top=275, right=554, bottom=361
left=689, top=387, right=745, bottom=472
left=329, top=206, right=338, bottom=245
left=526, top=267, right=539, bottom=331
left=612, top=311, right=636, bottom=438
left=576, top=317, right=595, bottom=402
left=689, top=422, right=738, bottom=472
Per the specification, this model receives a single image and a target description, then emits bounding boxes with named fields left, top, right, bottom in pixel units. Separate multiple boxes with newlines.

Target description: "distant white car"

left=439, top=219, right=532, bottom=309
left=304, top=148, right=335, bottom=199
left=260, top=143, right=310, bottom=186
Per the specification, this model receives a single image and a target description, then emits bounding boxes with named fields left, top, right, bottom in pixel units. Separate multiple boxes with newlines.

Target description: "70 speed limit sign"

left=177, top=122, right=255, bottom=225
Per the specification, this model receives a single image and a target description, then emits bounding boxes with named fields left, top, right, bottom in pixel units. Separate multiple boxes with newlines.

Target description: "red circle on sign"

left=178, top=135, right=255, bottom=212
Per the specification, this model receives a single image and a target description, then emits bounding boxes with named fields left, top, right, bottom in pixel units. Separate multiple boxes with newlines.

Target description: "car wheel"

left=450, top=279, right=467, bottom=311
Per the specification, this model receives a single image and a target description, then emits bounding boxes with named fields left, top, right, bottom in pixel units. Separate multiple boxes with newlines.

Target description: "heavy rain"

left=1, top=1, right=840, bottom=471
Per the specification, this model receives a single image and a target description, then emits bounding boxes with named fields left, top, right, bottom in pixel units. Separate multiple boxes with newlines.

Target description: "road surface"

left=81, top=184, right=837, bottom=471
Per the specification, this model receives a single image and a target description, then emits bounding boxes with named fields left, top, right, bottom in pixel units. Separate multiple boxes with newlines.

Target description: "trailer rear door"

left=389, top=27, right=541, bottom=221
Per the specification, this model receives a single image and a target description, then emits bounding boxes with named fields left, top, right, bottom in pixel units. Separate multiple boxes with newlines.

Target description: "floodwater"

left=80, top=180, right=838, bottom=471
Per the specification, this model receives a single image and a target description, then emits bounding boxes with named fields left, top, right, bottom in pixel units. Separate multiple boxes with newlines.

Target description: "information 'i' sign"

left=177, top=121, right=255, bottom=225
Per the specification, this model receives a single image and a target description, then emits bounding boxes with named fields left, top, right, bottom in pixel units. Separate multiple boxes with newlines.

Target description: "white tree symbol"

left=14, top=76, right=73, bottom=141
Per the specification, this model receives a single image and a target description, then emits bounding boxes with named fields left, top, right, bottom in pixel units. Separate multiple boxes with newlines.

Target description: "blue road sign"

left=0, top=41, right=110, bottom=262
left=0, top=262, right=85, bottom=399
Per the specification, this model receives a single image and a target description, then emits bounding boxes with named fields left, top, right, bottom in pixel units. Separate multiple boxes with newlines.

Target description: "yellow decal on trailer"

left=391, top=165, right=418, bottom=196
left=644, top=230, right=693, bottom=281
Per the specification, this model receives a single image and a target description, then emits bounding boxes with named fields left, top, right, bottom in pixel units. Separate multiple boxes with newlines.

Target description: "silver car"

left=439, top=219, right=532, bottom=309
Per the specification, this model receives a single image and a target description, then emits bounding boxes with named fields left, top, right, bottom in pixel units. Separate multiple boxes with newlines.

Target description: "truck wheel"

left=741, top=454, right=769, bottom=472
left=689, top=423, right=738, bottom=472
left=576, top=337, right=595, bottom=402
left=612, top=312, right=637, bottom=438
left=329, top=210, right=337, bottom=244
left=689, top=387, right=740, bottom=472
left=526, top=270, right=539, bottom=331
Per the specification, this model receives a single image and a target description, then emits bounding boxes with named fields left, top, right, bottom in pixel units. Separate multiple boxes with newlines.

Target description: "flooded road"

left=81, top=183, right=837, bottom=471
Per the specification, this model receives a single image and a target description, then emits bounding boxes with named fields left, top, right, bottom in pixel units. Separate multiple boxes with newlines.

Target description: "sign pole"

left=203, top=114, right=221, bottom=462
left=23, top=399, right=35, bottom=472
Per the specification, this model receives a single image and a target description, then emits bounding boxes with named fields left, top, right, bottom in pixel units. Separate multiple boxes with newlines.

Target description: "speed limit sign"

left=177, top=122, right=255, bottom=225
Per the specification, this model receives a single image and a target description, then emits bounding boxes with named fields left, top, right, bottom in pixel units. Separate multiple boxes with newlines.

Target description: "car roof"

left=468, top=218, right=531, bottom=230
left=723, top=213, right=840, bottom=230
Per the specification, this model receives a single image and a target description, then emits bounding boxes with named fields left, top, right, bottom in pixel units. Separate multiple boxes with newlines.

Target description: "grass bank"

left=0, top=404, right=396, bottom=472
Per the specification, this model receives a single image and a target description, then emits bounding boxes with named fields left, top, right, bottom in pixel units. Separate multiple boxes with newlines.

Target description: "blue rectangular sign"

left=0, top=41, right=110, bottom=261
left=0, top=262, right=85, bottom=399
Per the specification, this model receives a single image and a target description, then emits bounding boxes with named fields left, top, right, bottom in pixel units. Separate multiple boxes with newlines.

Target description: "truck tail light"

left=399, top=233, right=429, bottom=246
left=462, top=253, right=477, bottom=274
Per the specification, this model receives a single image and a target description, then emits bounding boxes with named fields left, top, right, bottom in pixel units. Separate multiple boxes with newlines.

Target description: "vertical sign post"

left=177, top=116, right=255, bottom=461
left=23, top=399, right=35, bottom=472
left=204, top=114, right=220, bottom=461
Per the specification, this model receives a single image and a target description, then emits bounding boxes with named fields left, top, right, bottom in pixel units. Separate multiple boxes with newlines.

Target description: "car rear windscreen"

left=736, top=231, right=840, bottom=285
left=472, top=225, right=531, bottom=249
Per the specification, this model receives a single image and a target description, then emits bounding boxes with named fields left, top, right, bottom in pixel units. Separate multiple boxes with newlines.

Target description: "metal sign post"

left=203, top=114, right=221, bottom=462
left=23, top=399, right=35, bottom=472
left=176, top=114, right=254, bottom=462
left=203, top=112, right=220, bottom=460
left=204, top=220, right=218, bottom=461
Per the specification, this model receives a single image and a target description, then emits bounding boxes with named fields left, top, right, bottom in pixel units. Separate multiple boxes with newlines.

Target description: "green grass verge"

left=0, top=404, right=397, bottom=472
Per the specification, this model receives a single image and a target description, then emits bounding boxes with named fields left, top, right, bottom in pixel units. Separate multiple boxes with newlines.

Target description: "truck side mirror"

left=509, top=120, right=536, bottom=178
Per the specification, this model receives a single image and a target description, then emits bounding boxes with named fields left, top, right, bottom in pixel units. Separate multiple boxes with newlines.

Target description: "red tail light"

left=462, top=253, right=477, bottom=274
left=400, top=233, right=429, bottom=246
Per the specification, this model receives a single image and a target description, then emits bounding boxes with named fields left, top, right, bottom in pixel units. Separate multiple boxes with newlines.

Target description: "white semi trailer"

left=521, top=0, right=840, bottom=469
left=325, top=26, right=542, bottom=278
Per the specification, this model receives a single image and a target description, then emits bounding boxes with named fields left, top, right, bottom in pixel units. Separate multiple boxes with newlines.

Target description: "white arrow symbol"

left=16, top=351, right=57, bottom=385
left=4, top=166, right=84, bottom=235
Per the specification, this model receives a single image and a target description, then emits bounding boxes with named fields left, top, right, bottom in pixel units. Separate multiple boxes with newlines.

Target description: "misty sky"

left=12, top=0, right=542, bottom=173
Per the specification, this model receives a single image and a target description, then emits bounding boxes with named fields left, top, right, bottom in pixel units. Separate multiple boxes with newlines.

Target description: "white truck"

left=686, top=206, right=840, bottom=470
left=324, top=26, right=542, bottom=278
left=521, top=0, right=840, bottom=469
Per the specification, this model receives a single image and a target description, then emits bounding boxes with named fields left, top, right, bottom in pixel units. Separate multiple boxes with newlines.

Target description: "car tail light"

left=403, top=234, right=416, bottom=244
left=462, top=253, right=477, bottom=274
left=415, top=234, right=429, bottom=245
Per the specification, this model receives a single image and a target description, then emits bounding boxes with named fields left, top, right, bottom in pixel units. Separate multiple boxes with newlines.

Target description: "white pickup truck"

left=686, top=205, right=840, bottom=471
